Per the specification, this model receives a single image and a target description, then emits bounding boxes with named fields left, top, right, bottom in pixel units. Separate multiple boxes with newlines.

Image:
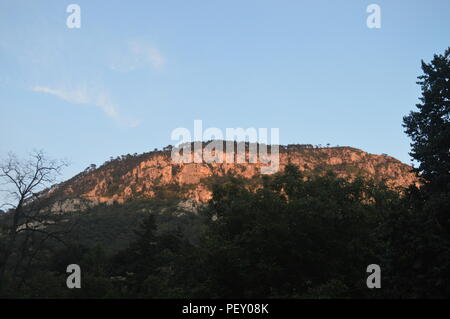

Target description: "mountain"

left=46, top=142, right=418, bottom=212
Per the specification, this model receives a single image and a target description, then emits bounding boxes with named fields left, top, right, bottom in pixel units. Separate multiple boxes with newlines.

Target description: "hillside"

left=46, top=142, right=418, bottom=211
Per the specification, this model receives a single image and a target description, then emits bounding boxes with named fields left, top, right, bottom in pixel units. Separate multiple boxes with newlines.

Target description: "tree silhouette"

left=403, top=47, right=450, bottom=193
left=0, top=151, right=68, bottom=291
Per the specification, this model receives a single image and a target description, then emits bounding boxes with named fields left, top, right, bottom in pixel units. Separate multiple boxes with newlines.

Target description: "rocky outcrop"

left=48, top=143, right=418, bottom=208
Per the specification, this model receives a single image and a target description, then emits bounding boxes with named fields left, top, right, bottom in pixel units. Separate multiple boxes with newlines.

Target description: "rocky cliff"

left=47, top=142, right=418, bottom=210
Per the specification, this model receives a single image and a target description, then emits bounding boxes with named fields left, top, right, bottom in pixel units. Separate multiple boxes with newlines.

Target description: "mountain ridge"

left=46, top=142, right=418, bottom=212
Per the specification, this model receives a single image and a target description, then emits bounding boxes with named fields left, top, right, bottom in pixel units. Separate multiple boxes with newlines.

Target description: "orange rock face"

left=52, top=145, right=418, bottom=206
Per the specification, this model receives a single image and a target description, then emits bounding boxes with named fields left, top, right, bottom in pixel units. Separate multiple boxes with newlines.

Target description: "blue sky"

left=0, top=0, right=449, bottom=181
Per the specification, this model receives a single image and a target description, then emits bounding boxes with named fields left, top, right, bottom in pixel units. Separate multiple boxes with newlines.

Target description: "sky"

left=0, top=0, right=449, bottom=181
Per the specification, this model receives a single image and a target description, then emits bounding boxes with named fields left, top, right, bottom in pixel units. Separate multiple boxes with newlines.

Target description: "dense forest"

left=0, top=48, right=449, bottom=299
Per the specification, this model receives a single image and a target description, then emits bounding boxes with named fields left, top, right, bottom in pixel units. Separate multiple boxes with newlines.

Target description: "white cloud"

left=32, top=86, right=141, bottom=127
left=131, top=42, right=165, bottom=70
left=110, top=41, right=166, bottom=72
left=32, top=86, right=90, bottom=104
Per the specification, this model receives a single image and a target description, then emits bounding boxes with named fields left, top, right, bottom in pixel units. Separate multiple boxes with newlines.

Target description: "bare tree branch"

left=0, top=150, right=68, bottom=290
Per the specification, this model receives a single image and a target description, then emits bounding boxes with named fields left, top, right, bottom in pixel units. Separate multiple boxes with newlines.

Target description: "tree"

left=403, top=47, right=450, bottom=234
left=0, top=150, right=68, bottom=292
left=403, top=47, right=450, bottom=193
left=110, top=214, right=191, bottom=298
left=198, top=166, right=391, bottom=298
left=392, top=47, right=450, bottom=297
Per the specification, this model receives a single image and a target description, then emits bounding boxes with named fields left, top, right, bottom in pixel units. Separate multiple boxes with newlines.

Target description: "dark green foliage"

left=62, top=202, right=150, bottom=254
left=403, top=47, right=450, bottom=194
left=58, top=199, right=205, bottom=254
left=195, top=166, right=390, bottom=298
left=1, top=164, right=449, bottom=298
left=378, top=191, right=450, bottom=298
left=391, top=46, right=450, bottom=298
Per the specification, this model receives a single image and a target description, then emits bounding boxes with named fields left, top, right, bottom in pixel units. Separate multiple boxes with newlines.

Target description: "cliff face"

left=48, top=144, right=418, bottom=209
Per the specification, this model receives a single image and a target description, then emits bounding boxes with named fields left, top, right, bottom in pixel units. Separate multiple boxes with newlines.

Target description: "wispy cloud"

left=110, top=41, right=166, bottom=72
left=32, top=86, right=141, bottom=127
